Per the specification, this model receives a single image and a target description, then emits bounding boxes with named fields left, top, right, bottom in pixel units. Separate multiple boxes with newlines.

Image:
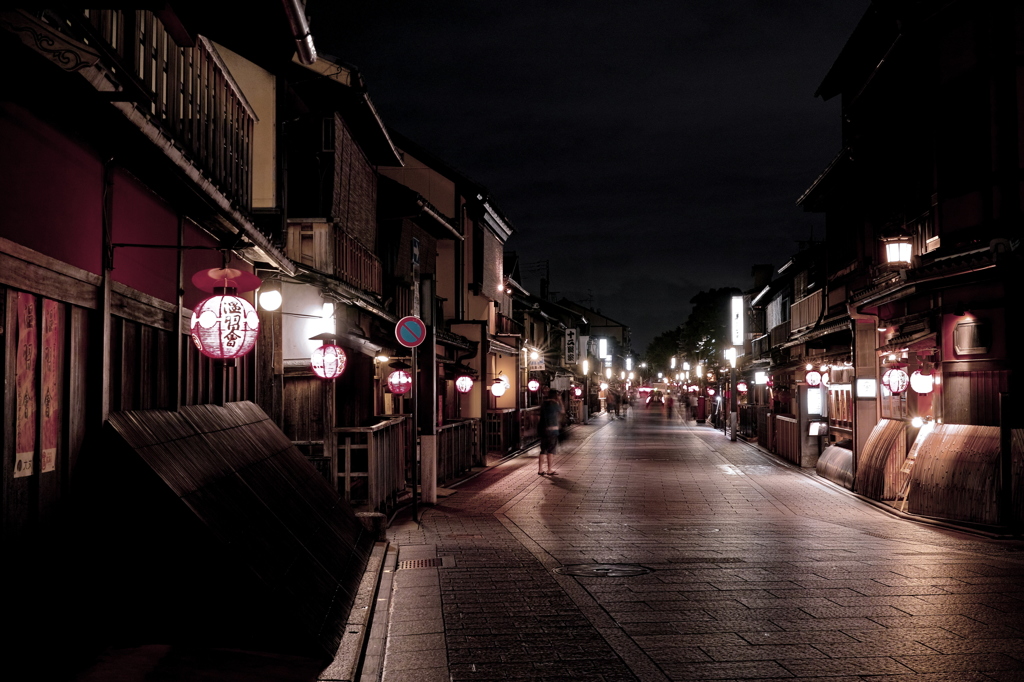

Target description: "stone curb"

left=318, top=541, right=389, bottom=682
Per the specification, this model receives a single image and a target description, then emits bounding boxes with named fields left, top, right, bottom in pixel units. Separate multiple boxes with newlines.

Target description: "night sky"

left=310, top=1, right=868, bottom=351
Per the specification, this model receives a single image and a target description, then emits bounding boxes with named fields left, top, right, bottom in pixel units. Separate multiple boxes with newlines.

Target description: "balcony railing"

left=495, top=313, right=522, bottom=336
left=791, top=290, right=822, bottom=331
left=83, top=10, right=254, bottom=209
left=751, top=333, right=771, bottom=358
left=336, top=416, right=409, bottom=513
left=769, top=320, right=791, bottom=348
left=336, top=228, right=382, bottom=295
left=437, top=418, right=480, bottom=485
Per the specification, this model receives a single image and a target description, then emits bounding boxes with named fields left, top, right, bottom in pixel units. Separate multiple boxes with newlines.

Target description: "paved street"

left=378, top=407, right=1024, bottom=682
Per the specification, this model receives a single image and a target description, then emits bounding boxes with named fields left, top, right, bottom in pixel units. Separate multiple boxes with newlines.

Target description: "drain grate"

left=661, top=527, right=721, bottom=533
left=554, top=564, right=653, bottom=577
left=398, top=558, right=443, bottom=570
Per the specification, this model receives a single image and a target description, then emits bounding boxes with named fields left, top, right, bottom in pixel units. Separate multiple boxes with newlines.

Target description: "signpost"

left=396, top=315, right=426, bottom=522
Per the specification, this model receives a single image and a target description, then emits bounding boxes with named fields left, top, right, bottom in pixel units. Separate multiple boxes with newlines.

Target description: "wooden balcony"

left=791, top=290, right=822, bottom=331
left=336, top=228, right=382, bottom=295
left=495, top=313, right=522, bottom=336
left=751, top=333, right=771, bottom=358
left=287, top=221, right=382, bottom=296
left=769, top=320, right=791, bottom=348
left=82, top=9, right=254, bottom=210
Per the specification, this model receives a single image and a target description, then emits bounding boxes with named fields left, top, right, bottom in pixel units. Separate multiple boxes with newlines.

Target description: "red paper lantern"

left=528, top=379, right=540, bottom=392
left=737, top=381, right=748, bottom=393
left=387, top=370, right=412, bottom=395
left=707, top=388, right=716, bottom=396
left=311, top=344, right=347, bottom=379
left=190, top=294, right=259, bottom=360
left=455, top=376, right=474, bottom=393
left=573, top=386, right=583, bottom=397
left=804, top=370, right=822, bottom=387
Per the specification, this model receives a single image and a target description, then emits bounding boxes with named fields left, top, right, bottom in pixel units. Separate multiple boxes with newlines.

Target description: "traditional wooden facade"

left=788, top=0, right=1023, bottom=526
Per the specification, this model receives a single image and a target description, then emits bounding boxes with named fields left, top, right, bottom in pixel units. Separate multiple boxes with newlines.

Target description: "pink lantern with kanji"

left=387, top=370, right=412, bottom=395
left=528, top=379, right=540, bottom=392
left=573, top=386, right=583, bottom=397
left=455, top=376, right=474, bottom=393
left=737, top=381, right=748, bottom=393
left=804, top=370, right=822, bottom=387
left=311, top=344, right=347, bottom=380
left=190, top=293, right=260, bottom=360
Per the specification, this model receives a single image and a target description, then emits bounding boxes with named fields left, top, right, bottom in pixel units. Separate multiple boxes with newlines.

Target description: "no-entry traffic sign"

left=395, top=316, right=427, bottom=348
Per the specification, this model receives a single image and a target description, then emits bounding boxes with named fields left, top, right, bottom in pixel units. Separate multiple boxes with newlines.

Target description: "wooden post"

left=1000, top=393, right=1012, bottom=527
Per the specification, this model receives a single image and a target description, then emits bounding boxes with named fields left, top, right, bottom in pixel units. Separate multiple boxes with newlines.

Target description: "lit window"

left=885, top=240, right=912, bottom=264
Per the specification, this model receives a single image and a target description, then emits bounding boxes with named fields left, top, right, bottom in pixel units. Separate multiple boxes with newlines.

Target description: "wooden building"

left=793, top=0, right=1023, bottom=525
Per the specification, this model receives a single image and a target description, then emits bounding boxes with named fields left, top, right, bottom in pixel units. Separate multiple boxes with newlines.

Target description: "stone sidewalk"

left=373, top=409, right=1024, bottom=681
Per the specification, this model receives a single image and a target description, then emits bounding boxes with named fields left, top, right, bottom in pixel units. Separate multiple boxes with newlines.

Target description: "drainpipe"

left=281, top=0, right=316, bottom=64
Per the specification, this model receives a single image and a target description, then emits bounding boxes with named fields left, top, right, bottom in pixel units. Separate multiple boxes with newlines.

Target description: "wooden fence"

left=437, top=418, right=479, bottom=485
left=520, top=405, right=541, bottom=448
left=774, top=415, right=800, bottom=465
left=335, top=416, right=408, bottom=513
left=486, top=408, right=518, bottom=455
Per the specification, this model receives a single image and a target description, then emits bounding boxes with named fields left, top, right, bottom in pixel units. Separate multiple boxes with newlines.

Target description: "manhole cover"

left=554, top=564, right=653, bottom=577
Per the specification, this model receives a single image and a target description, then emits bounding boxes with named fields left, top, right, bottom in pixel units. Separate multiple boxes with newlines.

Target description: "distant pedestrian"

left=665, top=393, right=675, bottom=419
left=538, top=388, right=564, bottom=475
left=607, top=388, right=620, bottom=419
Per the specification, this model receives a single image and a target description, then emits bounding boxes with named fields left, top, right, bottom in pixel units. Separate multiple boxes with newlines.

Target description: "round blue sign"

left=396, top=316, right=427, bottom=348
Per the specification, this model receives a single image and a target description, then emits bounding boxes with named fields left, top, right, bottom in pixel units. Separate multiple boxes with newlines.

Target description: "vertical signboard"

left=564, top=328, right=578, bottom=365
left=731, top=295, right=744, bottom=347
left=15, top=292, right=37, bottom=478
left=41, top=299, right=62, bottom=473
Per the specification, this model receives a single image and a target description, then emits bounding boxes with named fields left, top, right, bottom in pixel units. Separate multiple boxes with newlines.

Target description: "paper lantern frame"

left=455, top=376, right=474, bottom=393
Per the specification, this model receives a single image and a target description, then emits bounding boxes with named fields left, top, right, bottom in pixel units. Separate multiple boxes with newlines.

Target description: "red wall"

left=110, top=169, right=178, bottom=303
left=0, top=102, right=103, bottom=274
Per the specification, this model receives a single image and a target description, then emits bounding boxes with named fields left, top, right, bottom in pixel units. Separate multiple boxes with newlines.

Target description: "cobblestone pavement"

left=379, top=409, right=1024, bottom=682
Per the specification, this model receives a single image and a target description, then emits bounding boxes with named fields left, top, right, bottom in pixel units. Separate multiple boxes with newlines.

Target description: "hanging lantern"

left=882, top=368, right=909, bottom=394
left=820, top=372, right=830, bottom=388
left=311, top=344, right=347, bottom=379
left=190, top=293, right=260, bottom=360
left=910, top=370, right=933, bottom=394
left=528, top=379, right=540, bottom=392
left=707, top=387, right=716, bottom=396
left=455, top=376, right=474, bottom=394
left=387, top=370, right=412, bottom=395
left=804, top=370, right=822, bottom=387
left=737, top=381, right=748, bottom=393
left=573, top=386, right=583, bottom=397
left=490, top=379, right=507, bottom=397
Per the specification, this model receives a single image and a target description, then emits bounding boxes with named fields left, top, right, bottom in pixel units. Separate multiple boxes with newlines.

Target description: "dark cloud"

left=311, top=1, right=867, bottom=350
